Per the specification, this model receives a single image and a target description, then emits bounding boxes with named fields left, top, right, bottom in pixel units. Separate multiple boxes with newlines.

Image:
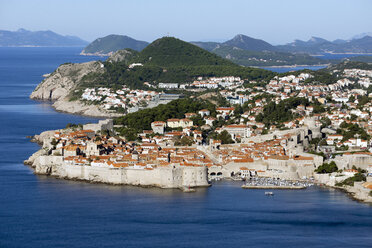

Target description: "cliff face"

left=30, top=61, right=104, bottom=101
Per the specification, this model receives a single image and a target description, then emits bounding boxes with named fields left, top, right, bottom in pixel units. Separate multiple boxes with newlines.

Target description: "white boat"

left=265, top=192, right=274, bottom=196
left=182, top=186, right=196, bottom=193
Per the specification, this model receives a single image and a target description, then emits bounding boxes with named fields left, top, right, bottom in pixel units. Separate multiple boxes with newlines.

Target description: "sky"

left=0, top=0, right=371, bottom=44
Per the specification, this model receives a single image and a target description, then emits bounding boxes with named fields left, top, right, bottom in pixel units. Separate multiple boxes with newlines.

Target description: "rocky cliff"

left=31, top=61, right=103, bottom=101
left=106, top=49, right=139, bottom=63
left=30, top=61, right=121, bottom=117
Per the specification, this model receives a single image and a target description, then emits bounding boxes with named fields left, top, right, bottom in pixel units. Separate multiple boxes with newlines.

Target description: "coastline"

left=23, top=129, right=211, bottom=191
left=332, top=185, right=372, bottom=204
left=255, top=63, right=329, bottom=69
left=325, top=52, right=372, bottom=55
left=31, top=98, right=122, bottom=118
left=80, top=51, right=111, bottom=57
left=24, top=125, right=372, bottom=203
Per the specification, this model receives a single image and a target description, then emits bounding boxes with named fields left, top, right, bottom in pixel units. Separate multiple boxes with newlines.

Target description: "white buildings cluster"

left=190, top=76, right=244, bottom=89
left=81, top=87, right=160, bottom=110
left=343, top=68, right=372, bottom=88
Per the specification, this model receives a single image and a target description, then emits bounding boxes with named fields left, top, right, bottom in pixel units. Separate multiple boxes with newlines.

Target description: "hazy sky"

left=0, top=0, right=371, bottom=44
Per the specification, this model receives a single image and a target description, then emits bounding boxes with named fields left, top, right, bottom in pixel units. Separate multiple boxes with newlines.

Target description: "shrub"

left=315, top=161, right=338, bottom=174
left=336, top=172, right=366, bottom=187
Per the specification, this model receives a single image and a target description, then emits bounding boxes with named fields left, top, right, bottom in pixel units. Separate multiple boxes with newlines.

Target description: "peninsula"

left=28, top=37, right=372, bottom=201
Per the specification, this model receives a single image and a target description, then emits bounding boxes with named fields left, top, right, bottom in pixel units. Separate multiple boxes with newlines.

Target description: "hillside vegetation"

left=325, top=60, right=372, bottom=71
left=134, top=37, right=236, bottom=66
left=115, top=98, right=214, bottom=131
left=75, top=37, right=275, bottom=92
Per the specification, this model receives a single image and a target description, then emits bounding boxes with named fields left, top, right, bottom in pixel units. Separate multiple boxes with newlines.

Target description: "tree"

left=350, top=114, right=357, bottom=121
left=233, top=104, right=243, bottom=117
left=320, top=117, right=331, bottom=128
left=348, top=95, right=355, bottom=103
left=174, top=136, right=194, bottom=146
left=217, top=130, right=234, bottom=144
left=51, top=138, right=58, bottom=146
left=118, top=127, right=138, bottom=141
left=336, top=172, right=366, bottom=186
left=315, top=161, right=338, bottom=174
left=319, top=139, right=328, bottom=146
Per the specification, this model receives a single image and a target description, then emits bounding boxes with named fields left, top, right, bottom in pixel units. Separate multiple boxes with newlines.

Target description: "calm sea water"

left=0, top=47, right=371, bottom=248
left=260, top=65, right=327, bottom=73
left=261, top=53, right=372, bottom=73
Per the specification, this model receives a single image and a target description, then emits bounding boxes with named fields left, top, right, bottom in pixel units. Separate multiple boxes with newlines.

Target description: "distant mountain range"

left=80, top=32, right=372, bottom=66
left=0, top=29, right=88, bottom=47
left=5, top=28, right=370, bottom=65
left=192, top=34, right=277, bottom=52
left=81, top=35, right=149, bottom=55
left=81, top=34, right=326, bottom=66
left=277, top=35, right=372, bottom=54
left=190, top=34, right=326, bottom=66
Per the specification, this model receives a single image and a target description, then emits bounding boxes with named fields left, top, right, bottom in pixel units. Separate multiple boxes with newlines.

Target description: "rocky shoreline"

left=255, top=63, right=329, bottom=69
left=333, top=185, right=372, bottom=204
left=52, top=98, right=121, bottom=118
left=80, top=51, right=111, bottom=57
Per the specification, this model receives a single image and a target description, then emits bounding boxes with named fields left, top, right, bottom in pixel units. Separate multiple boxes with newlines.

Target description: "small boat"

left=265, top=192, right=274, bottom=196
left=182, top=186, right=196, bottom=193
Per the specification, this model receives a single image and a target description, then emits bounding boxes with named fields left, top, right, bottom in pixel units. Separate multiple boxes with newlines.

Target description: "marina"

left=242, top=177, right=313, bottom=190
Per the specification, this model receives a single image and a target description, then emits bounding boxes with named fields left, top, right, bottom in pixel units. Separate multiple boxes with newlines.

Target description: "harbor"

left=242, top=177, right=313, bottom=190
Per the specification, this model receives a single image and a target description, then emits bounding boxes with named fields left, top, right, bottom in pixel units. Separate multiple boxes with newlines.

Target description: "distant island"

left=277, top=36, right=372, bottom=54
left=0, top=28, right=88, bottom=47
left=80, top=34, right=149, bottom=56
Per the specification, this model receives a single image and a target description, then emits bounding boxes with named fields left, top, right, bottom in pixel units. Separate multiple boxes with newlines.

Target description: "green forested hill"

left=133, top=37, right=236, bottom=66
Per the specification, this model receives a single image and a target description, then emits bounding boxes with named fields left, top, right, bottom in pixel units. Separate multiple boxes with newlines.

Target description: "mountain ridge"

left=277, top=35, right=372, bottom=54
left=222, top=34, right=277, bottom=51
left=0, top=28, right=88, bottom=47
left=132, top=37, right=236, bottom=67
left=81, top=33, right=372, bottom=65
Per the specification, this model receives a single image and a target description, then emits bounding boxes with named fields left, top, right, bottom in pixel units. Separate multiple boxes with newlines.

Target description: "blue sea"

left=0, top=47, right=371, bottom=248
